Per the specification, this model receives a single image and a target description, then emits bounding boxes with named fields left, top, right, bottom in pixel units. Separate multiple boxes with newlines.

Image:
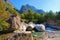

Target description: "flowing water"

left=46, top=26, right=56, bottom=30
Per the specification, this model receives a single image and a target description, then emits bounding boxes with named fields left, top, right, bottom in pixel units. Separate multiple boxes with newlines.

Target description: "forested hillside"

left=0, top=0, right=19, bottom=31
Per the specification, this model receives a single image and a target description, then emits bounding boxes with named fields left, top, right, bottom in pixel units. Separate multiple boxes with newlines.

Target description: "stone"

left=11, top=15, right=21, bottom=29
left=5, top=31, right=33, bottom=40
left=19, top=22, right=27, bottom=32
left=28, top=22, right=35, bottom=28
left=39, top=24, right=45, bottom=31
left=34, top=24, right=45, bottom=32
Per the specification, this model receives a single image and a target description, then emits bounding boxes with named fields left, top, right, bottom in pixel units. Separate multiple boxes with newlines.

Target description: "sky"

left=10, top=0, right=60, bottom=12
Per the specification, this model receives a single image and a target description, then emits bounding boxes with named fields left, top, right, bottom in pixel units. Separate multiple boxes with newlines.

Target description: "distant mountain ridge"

left=19, top=4, right=45, bottom=13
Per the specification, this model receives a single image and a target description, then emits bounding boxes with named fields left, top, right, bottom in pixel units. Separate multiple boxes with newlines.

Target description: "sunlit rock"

left=11, top=15, right=21, bottom=29
left=34, top=24, right=45, bottom=32
left=39, top=24, right=45, bottom=31
left=19, top=22, right=28, bottom=32
left=28, top=22, right=35, bottom=28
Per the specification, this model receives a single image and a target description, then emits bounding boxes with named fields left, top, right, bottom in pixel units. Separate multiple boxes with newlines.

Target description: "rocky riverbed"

left=44, top=30, right=60, bottom=40
left=0, top=30, right=60, bottom=40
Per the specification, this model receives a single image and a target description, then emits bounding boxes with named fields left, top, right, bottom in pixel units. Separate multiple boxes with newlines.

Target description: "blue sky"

left=10, top=0, right=60, bottom=12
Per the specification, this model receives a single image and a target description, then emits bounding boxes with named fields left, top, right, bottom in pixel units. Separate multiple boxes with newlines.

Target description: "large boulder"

left=11, top=15, right=21, bottom=29
left=28, top=22, right=35, bottom=28
left=19, top=22, right=28, bottom=32
left=34, top=24, right=45, bottom=32
left=26, top=26, right=33, bottom=31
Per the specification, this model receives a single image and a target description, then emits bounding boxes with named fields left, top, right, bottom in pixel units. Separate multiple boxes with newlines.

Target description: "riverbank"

left=0, top=31, right=60, bottom=40
left=45, top=20, right=60, bottom=30
left=45, top=30, right=60, bottom=40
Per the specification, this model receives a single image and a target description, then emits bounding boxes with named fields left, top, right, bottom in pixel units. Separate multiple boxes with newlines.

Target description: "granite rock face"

left=11, top=15, right=21, bottom=29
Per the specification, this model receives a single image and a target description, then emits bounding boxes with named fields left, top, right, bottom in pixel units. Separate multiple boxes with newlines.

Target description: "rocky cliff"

left=11, top=15, right=21, bottom=29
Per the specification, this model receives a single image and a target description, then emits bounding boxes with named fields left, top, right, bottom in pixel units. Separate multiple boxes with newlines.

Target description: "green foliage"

left=56, top=11, right=60, bottom=20
left=0, top=21, right=10, bottom=31
left=45, top=10, right=55, bottom=20
left=20, top=10, right=35, bottom=23
left=0, top=0, right=19, bottom=31
left=20, top=10, right=60, bottom=23
left=38, top=13, right=46, bottom=23
left=20, top=10, right=46, bottom=23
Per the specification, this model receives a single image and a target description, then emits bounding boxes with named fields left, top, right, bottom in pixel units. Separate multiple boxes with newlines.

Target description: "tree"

left=0, top=0, right=19, bottom=31
left=45, top=10, right=55, bottom=20
left=20, top=10, right=46, bottom=23
left=56, top=11, right=60, bottom=20
left=37, top=13, right=46, bottom=23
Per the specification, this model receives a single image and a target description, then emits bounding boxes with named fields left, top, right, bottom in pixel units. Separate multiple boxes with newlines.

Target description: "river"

left=46, top=26, right=57, bottom=30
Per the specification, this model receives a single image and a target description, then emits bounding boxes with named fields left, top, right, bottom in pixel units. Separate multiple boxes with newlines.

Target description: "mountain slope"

left=0, top=0, right=19, bottom=31
left=19, top=4, right=45, bottom=13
